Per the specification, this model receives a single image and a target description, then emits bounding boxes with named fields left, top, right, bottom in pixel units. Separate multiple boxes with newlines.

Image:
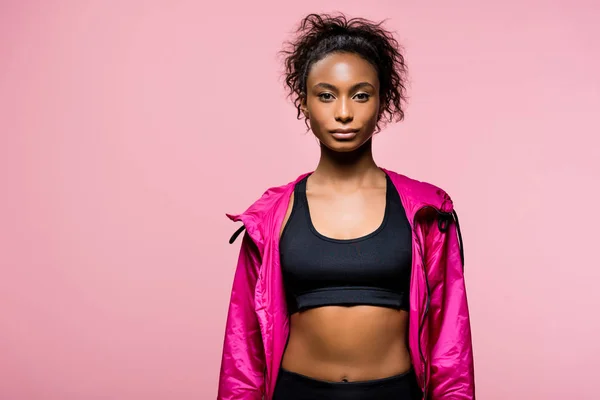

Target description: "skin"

left=279, top=52, right=412, bottom=382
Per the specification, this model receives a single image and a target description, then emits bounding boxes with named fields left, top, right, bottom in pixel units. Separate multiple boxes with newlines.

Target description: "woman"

left=218, top=13, right=475, bottom=400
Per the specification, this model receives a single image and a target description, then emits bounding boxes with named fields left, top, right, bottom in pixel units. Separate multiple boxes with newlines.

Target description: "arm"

left=426, top=210, right=475, bottom=399
left=217, top=231, right=265, bottom=400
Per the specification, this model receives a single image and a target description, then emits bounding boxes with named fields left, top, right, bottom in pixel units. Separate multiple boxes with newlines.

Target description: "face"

left=301, top=52, right=380, bottom=152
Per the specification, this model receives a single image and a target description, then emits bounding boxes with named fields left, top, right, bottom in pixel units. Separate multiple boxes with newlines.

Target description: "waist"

left=278, top=365, right=416, bottom=387
left=273, top=366, right=422, bottom=400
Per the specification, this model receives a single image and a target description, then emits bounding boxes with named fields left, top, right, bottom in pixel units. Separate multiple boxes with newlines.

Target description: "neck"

left=311, top=138, right=383, bottom=187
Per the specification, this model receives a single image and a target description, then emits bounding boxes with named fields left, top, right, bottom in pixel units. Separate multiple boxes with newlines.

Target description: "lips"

left=330, top=128, right=359, bottom=140
left=330, top=128, right=359, bottom=134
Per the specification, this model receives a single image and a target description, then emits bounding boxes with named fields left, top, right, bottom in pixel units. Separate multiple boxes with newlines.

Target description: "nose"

left=334, top=97, right=353, bottom=123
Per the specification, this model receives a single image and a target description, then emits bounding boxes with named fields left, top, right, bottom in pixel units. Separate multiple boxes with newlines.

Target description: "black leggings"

left=272, top=367, right=423, bottom=400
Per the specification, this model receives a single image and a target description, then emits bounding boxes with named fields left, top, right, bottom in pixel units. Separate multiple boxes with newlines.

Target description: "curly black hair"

left=280, top=13, right=408, bottom=132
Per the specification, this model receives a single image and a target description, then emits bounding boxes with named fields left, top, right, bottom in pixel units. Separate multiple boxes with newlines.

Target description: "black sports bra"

left=279, top=174, right=413, bottom=315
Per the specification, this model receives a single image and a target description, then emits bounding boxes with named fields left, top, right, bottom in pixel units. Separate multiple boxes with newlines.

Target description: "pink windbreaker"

left=218, top=168, right=475, bottom=399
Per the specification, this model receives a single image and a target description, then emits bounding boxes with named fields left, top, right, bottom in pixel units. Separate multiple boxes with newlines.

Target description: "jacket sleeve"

left=217, top=231, right=265, bottom=400
left=425, top=211, right=475, bottom=399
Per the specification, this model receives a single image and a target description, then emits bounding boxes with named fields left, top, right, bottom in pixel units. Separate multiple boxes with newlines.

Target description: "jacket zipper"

left=412, top=206, right=431, bottom=399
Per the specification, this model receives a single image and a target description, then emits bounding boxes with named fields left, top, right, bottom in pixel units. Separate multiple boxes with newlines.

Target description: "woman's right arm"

left=217, top=231, right=265, bottom=400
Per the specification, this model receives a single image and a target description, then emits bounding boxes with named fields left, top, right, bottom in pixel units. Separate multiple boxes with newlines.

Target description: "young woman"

left=217, top=13, right=475, bottom=400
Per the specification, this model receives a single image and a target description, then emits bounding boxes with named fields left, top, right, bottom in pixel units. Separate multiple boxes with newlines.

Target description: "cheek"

left=307, top=103, right=331, bottom=125
left=358, top=101, right=380, bottom=122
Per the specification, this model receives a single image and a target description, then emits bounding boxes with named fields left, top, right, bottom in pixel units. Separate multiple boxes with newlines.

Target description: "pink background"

left=1, top=1, right=599, bottom=399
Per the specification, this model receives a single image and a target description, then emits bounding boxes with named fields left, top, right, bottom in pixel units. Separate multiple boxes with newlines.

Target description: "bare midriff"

left=280, top=305, right=411, bottom=382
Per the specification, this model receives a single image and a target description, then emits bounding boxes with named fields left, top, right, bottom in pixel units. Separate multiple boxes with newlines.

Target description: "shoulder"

left=226, top=172, right=311, bottom=243
left=245, top=172, right=309, bottom=215
left=382, top=168, right=454, bottom=213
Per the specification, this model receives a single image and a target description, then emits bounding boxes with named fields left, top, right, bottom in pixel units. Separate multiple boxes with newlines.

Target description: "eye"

left=354, top=92, right=370, bottom=101
left=318, top=92, right=335, bottom=101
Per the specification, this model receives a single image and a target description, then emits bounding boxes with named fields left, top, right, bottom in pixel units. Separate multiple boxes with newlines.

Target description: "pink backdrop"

left=1, top=1, right=599, bottom=399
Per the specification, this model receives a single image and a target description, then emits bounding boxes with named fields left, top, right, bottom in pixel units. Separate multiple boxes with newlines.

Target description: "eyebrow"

left=312, top=81, right=376, bottom=92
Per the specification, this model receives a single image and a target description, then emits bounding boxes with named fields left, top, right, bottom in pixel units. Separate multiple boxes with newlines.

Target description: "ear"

left=300, top=95, right=309, bottom=118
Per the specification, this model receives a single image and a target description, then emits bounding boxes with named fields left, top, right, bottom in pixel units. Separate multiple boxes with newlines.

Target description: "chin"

left=321, top=137, right=368, bottom=153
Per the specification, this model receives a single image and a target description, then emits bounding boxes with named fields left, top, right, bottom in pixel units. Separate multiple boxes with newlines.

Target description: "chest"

left=306, top=189, right=387, bottom=241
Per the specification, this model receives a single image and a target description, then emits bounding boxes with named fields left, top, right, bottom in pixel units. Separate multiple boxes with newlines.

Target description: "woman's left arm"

left=425, top=210, right=476, bottom=399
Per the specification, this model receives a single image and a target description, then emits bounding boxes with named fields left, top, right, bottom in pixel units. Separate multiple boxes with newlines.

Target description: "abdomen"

left=281, top=305, right=412, bottom=382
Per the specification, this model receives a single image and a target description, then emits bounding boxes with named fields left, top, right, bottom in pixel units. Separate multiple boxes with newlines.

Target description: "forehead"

left=307, top=52, right=379, bottom=87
